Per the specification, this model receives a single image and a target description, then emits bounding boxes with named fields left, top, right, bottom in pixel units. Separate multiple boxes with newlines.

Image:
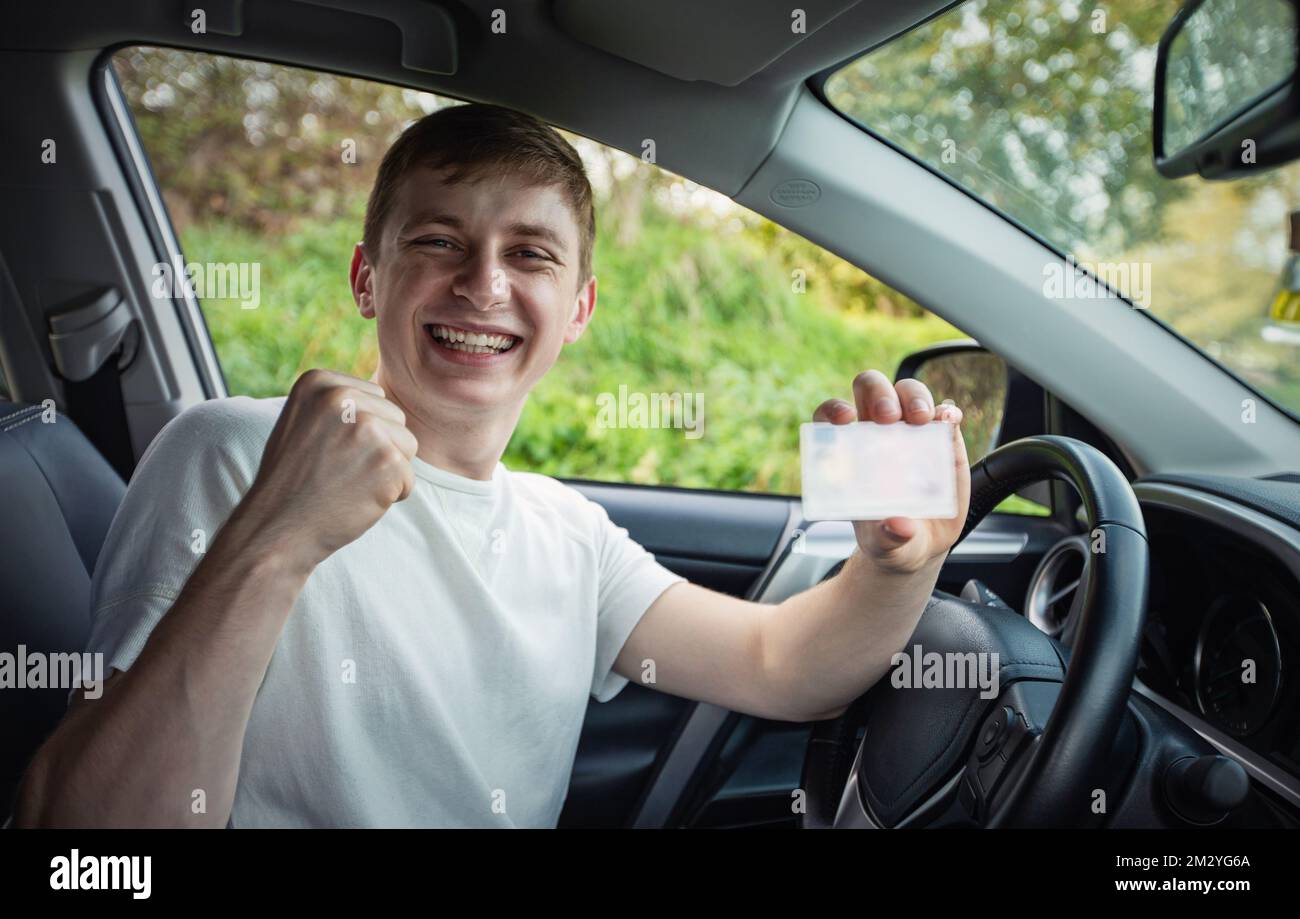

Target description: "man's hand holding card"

left=805, top=369, right=971, bottom=576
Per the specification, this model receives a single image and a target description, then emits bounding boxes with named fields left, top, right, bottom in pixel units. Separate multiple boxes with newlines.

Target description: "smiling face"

left=350, top=165, right=597, bottom=425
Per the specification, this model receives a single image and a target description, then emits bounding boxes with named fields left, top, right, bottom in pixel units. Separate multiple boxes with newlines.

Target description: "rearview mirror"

left=1155, top=0, right=1300, bottom=178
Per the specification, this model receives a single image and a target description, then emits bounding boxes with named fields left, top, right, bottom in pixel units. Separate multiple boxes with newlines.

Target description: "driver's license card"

left=800, top=421, right=957, bottom=521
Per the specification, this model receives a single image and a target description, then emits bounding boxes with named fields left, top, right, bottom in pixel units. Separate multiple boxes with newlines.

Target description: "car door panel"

left=557, top=481, right=792, bottom=827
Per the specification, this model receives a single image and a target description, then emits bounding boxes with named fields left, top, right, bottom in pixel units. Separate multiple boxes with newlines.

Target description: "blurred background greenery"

left=111, top=0, right=1300, bottom=507
left=124, top=0, right=1292, bottom=511
left=113, top=47, right=974, bottom=496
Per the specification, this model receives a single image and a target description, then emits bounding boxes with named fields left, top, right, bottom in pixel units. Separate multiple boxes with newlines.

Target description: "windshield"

left=825, top=0, right=1300, bottom=420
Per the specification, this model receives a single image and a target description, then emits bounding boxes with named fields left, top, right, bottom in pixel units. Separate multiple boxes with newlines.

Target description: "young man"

left=15, top=103, right=969, bottom=828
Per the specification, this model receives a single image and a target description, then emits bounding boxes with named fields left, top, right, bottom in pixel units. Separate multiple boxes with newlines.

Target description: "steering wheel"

left=799, top=435, right=1148, bottom=828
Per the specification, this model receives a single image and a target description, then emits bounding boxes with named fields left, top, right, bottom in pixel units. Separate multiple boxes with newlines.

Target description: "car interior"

left=3, top=0, right=1300, bottom=829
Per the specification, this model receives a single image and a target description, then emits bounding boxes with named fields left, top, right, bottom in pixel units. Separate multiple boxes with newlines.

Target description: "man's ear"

left=563, top=275, right=598, bottom=344
left=351, top=242, right=377, bottom=319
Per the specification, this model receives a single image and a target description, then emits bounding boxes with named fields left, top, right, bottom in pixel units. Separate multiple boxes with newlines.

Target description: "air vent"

left=1024, top=535, right=1089, bottom=639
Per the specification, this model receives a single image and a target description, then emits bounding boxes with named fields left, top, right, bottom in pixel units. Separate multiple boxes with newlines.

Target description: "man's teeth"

left=429, top=324, right=518, bottom=354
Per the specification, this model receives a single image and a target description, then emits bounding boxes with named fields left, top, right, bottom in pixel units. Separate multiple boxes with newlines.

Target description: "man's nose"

left=451, top=249, right=509, bottom=310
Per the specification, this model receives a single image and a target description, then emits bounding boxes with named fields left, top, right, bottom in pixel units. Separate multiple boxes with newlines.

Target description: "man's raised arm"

left=612, top=370, right=968, bottom=722
left=14, top=370, right=418, bottom=827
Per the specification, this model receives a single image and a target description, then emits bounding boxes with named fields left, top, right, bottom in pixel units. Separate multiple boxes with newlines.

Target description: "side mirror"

left=1155, top=0, right=1300, bottom=179
left=895, top=340, right=1007, bottom=465
left=896, top=342, right=1053, bottom=515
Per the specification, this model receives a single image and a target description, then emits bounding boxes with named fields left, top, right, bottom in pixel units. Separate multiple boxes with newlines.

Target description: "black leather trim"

left=963, top=435, right=1146, bottom=544
left=0, top=400, right=124, bottom=574
left=0, top=398, right=126, bottom=817
left=1140, top=472, right=1300, bottom=533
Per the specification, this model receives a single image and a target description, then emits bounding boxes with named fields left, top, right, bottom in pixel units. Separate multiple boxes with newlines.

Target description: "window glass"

left=826, top=0, right=1300, bottom=421
left=114, top=47, right=1036, bottom=508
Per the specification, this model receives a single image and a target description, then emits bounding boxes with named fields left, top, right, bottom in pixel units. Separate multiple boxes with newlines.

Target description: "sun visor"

left=295, top=0, right=458, bottom=75
left=553, top=0, right=861, bottom=86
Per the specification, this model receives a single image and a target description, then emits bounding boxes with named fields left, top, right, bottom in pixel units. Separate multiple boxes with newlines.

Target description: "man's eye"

left=416, top=238, right=455, bottom=249
left=514, top=249, right=546, bottom=260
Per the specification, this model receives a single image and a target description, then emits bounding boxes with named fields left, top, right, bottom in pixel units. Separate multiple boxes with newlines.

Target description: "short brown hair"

left=362, top=102, right=596, bottom=285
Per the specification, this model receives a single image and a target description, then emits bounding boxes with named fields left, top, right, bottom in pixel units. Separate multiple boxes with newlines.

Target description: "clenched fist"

left=241, top=369, right=419, bottom=571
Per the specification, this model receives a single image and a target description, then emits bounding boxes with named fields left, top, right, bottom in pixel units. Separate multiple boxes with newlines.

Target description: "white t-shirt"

left=81, top=395, right=685, bottom=827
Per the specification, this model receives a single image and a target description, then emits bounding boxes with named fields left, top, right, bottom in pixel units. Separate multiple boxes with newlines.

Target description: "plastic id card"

left=800, top=421, right=957, bottom=521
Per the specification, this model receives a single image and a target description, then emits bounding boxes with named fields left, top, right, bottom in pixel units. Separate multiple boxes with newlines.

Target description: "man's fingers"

left=344, top=390, right=406, bottom=427
left=938, top=399, right=971, bottom=519
left=394, top=458, right=416, bottom=503
left=894, top=378, right=935, bottom=424
left=812, top=398, right=857, bottom=424
left=301, top=368, right=386, bottom=399
left=370, top=414, right=419, bottom=460
left=881, top=516, right=918, bottom=542
left=334, top=371, right=386, bottom=399
left=316, top=373, right=418, bottom=461
left=852, top=369, right=900, bottom=423
left=364, top=415, right=417, bottom=503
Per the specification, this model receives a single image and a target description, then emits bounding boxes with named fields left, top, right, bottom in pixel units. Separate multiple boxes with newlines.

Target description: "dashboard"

left=1131, top=482, right=1300, bottom=793
left=1139, top=511, right=1295, bottom=746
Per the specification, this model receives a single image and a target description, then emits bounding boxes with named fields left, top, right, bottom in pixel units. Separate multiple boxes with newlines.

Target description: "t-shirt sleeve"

left=72, top=398, right=268, bottom=705
left=587, top=498, right=687, bottom=703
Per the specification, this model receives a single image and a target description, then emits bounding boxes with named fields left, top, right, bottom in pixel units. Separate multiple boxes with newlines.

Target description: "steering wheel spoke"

left=959, top=681, right=1057, bottom=826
